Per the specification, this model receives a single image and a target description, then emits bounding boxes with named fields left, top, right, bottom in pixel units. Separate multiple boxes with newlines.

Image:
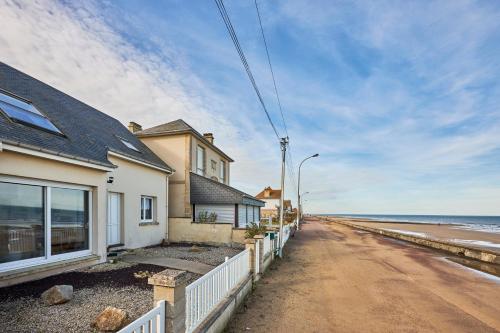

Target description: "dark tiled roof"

left=0, top=63, right=172, bottom=172
left=190, top=173, right=264, bottom=206
left=136, top=119, right=234, bottom=162
left=136, top=119, right=192, bottom=135
left=255, top=186, right=282, bottom=199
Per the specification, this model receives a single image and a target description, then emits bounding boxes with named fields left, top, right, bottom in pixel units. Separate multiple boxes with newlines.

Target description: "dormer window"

left=119, top=138, right=139, bottom=152
left=0, top=91, right=62, bottom=134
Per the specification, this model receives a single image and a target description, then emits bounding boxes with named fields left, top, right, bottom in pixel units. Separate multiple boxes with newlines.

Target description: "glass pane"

left=120, top=138, right=139, bottom=151
left=0, top=99, right=62, bottom=134
left=144, top=198, right=152, bottom=220
left=197, top=147, right=204, bottom=174
left=51, top=188, right=89, bottom=255
left=0, top=92, right=42, bottom=115
left=140, top=198, right=144, bottom=220
left=0, top=182, right=45, bottom=264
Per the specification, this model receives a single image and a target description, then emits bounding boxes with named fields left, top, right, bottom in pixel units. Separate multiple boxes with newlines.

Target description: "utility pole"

left=278, top=137, right=288, bottom=258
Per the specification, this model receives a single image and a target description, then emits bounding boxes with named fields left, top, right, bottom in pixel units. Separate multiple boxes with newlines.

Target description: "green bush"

left=198, top=211, right=217, bottom=223
left=245, top=222, right=267, bottom=238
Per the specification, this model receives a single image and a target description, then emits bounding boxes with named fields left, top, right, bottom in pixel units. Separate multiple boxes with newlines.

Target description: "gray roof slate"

left=0, top=63, right=172, bottom=172
left=136, top=119, right=234, bottom=162
left=190, top=172, right=264, bottom=206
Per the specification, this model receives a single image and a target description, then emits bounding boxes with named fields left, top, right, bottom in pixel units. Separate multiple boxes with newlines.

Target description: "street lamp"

left=297, top=153, right=319, bottom=230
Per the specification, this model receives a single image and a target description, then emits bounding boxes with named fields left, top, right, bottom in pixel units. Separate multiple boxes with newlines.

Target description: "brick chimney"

left=264, top=186, right=272, bottom=198
left=203, top=133, right=214, bottom=144
left=128, top=122, right=142, bottom=133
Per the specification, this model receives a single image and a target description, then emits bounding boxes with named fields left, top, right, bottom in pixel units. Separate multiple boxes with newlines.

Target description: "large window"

left=51, top=188, right=89, bottom=255
left=0, top=180, right=91, bottom=270
left=141, top=196, right=154, bottom=222
left=220, top=160, right=226, bottom=183
left=0, top=182, right=45, bottom=264
left=196, top=146, right=205, bottom=176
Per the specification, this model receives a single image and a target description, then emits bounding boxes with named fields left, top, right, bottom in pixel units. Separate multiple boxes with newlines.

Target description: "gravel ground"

left=129, top=243, right=244, bottom=266
left=0, top=285, right=152, bottom=333
left=0, top=245, right=234, bottom=332
left=0, top=263, right=199, bottom=333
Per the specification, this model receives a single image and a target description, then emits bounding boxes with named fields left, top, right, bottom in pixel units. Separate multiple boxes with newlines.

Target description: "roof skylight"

left=0, top=91, right=62, bottom=134
left=120, top=138, right=140, bottom=152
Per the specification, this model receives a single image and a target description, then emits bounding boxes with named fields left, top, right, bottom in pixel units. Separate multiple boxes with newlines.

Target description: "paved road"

left=227, top=218, right=500, bottom=333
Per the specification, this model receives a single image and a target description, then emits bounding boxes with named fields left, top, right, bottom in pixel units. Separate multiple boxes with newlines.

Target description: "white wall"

left=263, top=198, right=280, bottom=210
left=106, top=155, right=168, bottom=249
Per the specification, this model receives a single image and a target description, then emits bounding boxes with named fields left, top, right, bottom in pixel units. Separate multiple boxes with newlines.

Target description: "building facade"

left=133, top=120, right=264, bottom=243
left=0, top=63, right=173, bottom=286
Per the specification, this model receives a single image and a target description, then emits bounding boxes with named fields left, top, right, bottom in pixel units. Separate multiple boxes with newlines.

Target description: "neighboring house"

left=0, top=63, right=173, bottom=286
left=132, top=119, right=264, bottom=244
left=255, top=186, right=292, bottom=219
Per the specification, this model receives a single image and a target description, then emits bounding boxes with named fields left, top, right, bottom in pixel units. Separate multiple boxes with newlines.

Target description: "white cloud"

left=2, top=0, right=500, bottom=215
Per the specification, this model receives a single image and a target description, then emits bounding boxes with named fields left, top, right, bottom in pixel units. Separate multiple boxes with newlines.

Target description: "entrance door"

left=107, top=192, right=121, bottom=246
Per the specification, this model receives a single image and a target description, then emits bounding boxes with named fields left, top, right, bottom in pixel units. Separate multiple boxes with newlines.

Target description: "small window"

left=211, top=160, right=217, bottom=171
left=140, top=196, right=154, bottom=222
left=120, top=138, right=139, bottom=152
left=0, top=91, right=62, bottom=134
left=196, top=146, right=205, bottom=176
left=220, top=160, right=226, bottom=183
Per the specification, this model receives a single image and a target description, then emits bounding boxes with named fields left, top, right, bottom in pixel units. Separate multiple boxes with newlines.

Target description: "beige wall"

left=0, top=149, right=108, bottom=279
left=262, top=198, right=280, bottom=210
left=190, top=136, right=231, bottom=185
left=138, top=132, right=233, bottom=221
left=107, top=155, right=168, bottom=249
left=140, top=134, right=191, bottom=218
left=0, top=148, right=169, bottom=284
left=169, top=218, right=246, bottom=246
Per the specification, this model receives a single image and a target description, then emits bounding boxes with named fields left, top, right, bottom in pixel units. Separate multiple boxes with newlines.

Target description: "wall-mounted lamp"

left=107, top=176, right=114, bottom=184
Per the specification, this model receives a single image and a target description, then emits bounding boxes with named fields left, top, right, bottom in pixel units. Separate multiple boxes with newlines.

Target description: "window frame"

left=0, top=176, right=92, bottom=273
left=119, top=137, right=140, bottom=152
left=140, top=196, right=154, bottom=223
left=0, top=90, right=63, bottom=135
left=196, top=145, right=206, bottom=176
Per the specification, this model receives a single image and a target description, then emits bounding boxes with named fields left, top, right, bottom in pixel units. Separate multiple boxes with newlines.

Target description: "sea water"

left=326, top=214, right=500, bottom=233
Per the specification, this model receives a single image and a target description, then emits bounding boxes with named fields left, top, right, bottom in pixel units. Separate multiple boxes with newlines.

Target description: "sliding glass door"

left=0, top=182, right=45, bottom=264
left=51, top=188, right=89, bottom=255
left=0, top=179, right=91, bottom=271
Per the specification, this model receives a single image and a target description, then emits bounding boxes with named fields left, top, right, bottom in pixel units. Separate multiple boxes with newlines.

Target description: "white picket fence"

left=263, top=234, right=271, bottom=257
left=185, top=248, right=251, bottom=333
left=117, top=300, right=165, bottom=333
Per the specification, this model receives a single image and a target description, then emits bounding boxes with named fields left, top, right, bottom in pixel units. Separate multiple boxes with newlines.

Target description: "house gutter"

left=0, top=139, right=115, bottom=172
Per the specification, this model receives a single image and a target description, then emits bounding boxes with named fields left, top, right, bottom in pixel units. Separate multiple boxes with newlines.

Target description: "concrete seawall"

left=330, top=219, right=500, bottom=265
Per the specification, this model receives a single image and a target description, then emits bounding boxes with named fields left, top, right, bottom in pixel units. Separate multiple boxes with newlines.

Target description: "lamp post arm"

left=297, top=154, right=318, bottom=229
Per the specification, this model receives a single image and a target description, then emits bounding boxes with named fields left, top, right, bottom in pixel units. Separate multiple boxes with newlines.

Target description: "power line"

left=214, top=0, right=281, bottom=141
left=254, top=0, right=288, bottom=138
left=253, top=0, right=298, bottom=202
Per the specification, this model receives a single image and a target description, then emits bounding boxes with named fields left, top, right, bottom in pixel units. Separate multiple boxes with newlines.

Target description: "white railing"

left=282, top=225, right=291, bottom=246
left=255, top=240, right=260, bottom=274
left=117, top=300, right=165, bottom=333
left=263, top=234, right=271, bottom=257
left=185, top=248, right=250, bottom=333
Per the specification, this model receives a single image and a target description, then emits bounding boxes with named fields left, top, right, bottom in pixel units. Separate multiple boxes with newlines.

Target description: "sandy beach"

left=330, top=217, right=500, bottom=252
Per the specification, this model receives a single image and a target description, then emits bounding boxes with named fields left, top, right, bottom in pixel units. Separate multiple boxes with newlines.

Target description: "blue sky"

left=1, top=0, right=500, bottom=214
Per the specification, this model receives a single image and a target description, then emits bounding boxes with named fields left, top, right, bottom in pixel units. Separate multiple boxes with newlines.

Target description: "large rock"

left=41, top=285, right=73, bottom=305
left=93, top=307, right=129, bottom=331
